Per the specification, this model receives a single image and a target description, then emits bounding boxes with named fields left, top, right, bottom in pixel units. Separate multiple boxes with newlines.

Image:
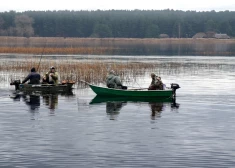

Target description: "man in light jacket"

left=106, top=70, right=127, bottom=89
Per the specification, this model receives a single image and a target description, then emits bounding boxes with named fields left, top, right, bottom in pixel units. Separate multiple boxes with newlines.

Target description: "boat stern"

left=171, top=83, right=180, bottom=97
left=10, top=80, right=21, bottom=90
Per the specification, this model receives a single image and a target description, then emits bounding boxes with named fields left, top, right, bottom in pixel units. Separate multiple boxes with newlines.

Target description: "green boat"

left=82, top=80, right=180, bottom=98
left=10, top=80, right=75, bottom=93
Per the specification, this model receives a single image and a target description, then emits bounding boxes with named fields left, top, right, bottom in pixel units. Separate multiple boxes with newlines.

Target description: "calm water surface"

left=1, top=56, right=235, bottom=168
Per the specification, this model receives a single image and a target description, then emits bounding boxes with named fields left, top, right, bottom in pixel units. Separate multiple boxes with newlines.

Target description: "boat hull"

left=89, top=84, right=173, bottom=98
left=17, top=83, right=74, bottom=93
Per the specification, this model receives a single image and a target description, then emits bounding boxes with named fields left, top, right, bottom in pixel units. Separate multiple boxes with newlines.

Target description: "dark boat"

left=10, top=80, right=75, bottom=94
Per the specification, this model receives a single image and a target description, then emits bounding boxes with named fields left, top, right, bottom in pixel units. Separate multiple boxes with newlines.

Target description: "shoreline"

left=1, top=36, right=235, bottom=45
left=0, top=37, right=235, bottom=55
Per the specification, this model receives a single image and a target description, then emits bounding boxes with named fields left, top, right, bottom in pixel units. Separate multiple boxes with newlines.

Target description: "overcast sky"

left=1, top=0, right=235, bottom=12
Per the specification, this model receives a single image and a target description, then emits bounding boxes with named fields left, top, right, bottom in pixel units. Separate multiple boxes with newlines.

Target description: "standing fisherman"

left=22, top=67, right=41, bottom=84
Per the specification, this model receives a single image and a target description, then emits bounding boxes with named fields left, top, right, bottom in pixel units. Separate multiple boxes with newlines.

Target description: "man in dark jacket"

left=22, top=67, right=41, bottom=84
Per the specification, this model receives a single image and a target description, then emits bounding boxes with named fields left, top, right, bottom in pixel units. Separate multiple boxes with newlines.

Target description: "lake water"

left=1, top=56, right=235, bottom=168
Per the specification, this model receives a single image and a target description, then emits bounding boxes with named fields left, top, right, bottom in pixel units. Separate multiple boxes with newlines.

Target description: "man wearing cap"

left=148, top=73, right=163, bottom=90
left=22, top=67, right=41, bottom=84
left=43, top=66, right=59, bottom=84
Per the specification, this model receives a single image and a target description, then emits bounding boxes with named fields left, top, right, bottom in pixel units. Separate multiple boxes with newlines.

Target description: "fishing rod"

left=37, top=40, right=47, bottom=72
left=130, top=78, right=142, bottom=88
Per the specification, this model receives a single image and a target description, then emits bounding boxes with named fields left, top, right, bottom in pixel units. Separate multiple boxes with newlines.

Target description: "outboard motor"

left=171, top=83, right=180, bottom=98
left=10, top=80, right=21, bottom=90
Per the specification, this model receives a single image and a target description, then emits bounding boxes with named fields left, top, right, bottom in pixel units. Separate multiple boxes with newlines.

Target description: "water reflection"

left=11, top=93, right=40, bottom=112
left=90, top=96, right=178, bottom=120
left=149, top=97, right=180, bottom=120
left=149, top=102, right=163, bottom=120
left=171, top=98, right=180, bottom=110
left=106, top=101, right=127, bottom=120
left=11, top=91, right=74, bottom=113
left=42, top=94, right=58, bottom=112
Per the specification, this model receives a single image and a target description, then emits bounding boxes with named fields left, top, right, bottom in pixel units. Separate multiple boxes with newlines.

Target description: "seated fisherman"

left=148, top=73, right=163, bottom=90
left=22, top=67, right=41, bottom=84
left=106, top=70, right=127, bottom=89
left=42, top=66, right=59, bottom=84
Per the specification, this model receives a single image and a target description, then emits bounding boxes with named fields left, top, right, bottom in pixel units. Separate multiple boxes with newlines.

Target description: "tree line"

left=0, top=10, right=235, bottom=38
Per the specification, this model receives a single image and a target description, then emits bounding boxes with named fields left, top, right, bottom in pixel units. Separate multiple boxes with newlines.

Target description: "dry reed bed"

left=0, top=58, right=222, bottom=87
left=1, top=37, right=235, bottom=47
left=1, top=37, right=235, bottom=55
left=0, top=46, right=234, bottom=56
left=0, top=47, right=113, bottom=55
left=0, top=59, right=157, bottom=84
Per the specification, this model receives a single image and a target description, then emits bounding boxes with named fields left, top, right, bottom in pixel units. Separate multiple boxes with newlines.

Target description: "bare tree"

left=0, top=16, right=4, bottom=28
left=7, top=27, right=16, bottom=36
left=14, top=15, right=34, bottom=37
left=0, top=16, right=5, bottom=36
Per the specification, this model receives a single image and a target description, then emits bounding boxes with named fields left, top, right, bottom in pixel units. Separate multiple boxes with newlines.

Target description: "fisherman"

left=22, top=67, right=41, bottom=84
left=148, top=73, right=163, bottom=90
left=42, top=66, right=59, bottom=84
left=106, top=70, right=127, bottom=89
